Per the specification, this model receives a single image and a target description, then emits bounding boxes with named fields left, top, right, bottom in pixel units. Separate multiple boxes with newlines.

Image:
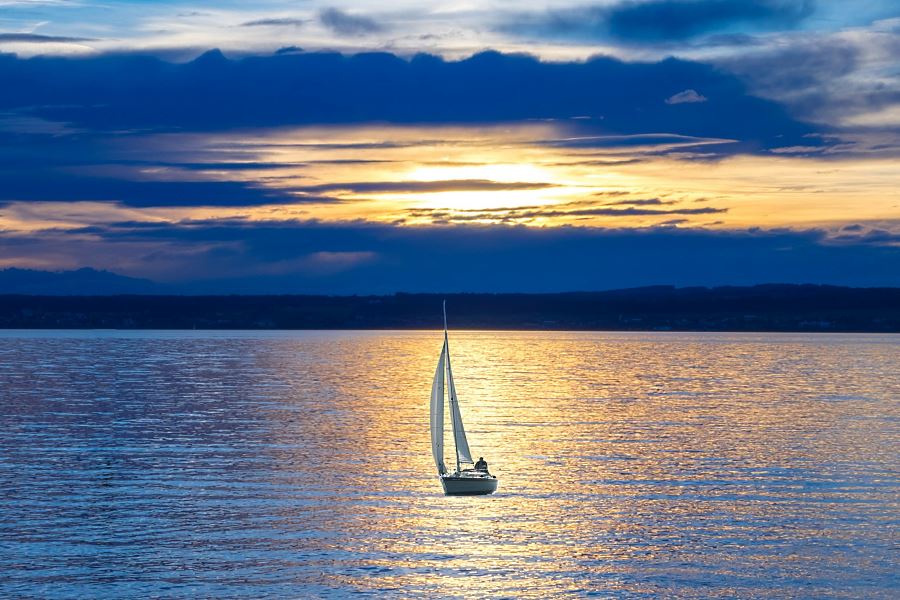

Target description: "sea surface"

left=0, top=330, right=897, bottom=599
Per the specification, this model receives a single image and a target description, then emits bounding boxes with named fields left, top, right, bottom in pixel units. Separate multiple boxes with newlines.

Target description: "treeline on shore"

left=1, top=285, right=899, bottom=332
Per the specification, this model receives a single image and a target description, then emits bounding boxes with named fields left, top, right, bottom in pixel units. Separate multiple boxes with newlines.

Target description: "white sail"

left=446, top=353, right=474, bottom=465
left=429, top=340, right=447, bottom=474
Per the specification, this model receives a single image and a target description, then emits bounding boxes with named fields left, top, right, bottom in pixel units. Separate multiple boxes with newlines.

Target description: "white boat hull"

left=440, top=473, right=498, bottom=495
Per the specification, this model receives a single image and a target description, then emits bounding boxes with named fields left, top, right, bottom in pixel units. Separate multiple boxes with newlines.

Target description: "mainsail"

left=429, top=339, right=447, bottom=474
left=446, top=342, right=474, bottom=465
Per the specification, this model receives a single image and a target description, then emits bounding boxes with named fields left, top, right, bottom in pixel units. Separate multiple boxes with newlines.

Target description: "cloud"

left=0, top=32, right=95, bottom=43
left=830, top=227, right=900, bottom=247
left=501, top=0, right=816, bottom=43
left=297, top=179, right=556, bottom=194
left=0, top=50, right=819, bottom=153
left=605, top=198, right=671, bottom=206
left=150, top=161, right=307, bottom=172
left=240, top=18, right=306, bottom=28
left=298, top=250, right=376, bottom=274
left=666, top=89, right=708, bottom=104
left=407, top=205, right=727, bottom=222
left=0, top=169, right=335, bottom=207
left=604, top=0, right=815, bottom=41
left=318, top=8, right=383, bottom=36
left=711, top=37, right=900, bottom=129
left=718, top=40, right=858, bottom=103
left=540, top=133, right=728, bottom=149
left=535, top=206, right=725, bottom=216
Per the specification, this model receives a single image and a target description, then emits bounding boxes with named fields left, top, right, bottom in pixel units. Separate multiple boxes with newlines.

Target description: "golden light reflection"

left=251, top=330, right=899, bottom=597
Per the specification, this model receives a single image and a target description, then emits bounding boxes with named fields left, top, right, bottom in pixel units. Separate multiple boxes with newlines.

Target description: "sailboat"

left=429, top=301, right=498, bottom=495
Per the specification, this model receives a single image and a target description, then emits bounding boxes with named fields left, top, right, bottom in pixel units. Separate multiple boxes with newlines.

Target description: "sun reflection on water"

left=241, top=330, right=899, bottom=597
left=0, top=330, right=897, bottom=597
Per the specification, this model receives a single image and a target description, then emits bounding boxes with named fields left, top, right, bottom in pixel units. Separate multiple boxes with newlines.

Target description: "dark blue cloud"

left=318, top=8, right=383, bottom=36
left=503, top=0, right=815, bottom=42
left=8, top=220, right=897, bottom=293
left=0, top=33, right=96, bottom=43
left=0, top=50, right=821, bottom=152
left=240, top=18, right=306, bottom=28
left=0, top=168, right=329, bottom=207
left=606, top=0, right=815, bottom=41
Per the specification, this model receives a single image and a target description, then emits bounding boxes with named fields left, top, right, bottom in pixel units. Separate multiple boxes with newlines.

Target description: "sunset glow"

left=0, top=0, right=898, bottom=290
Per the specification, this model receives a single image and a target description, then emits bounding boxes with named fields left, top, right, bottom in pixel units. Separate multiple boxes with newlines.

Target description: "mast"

left=444, top=300, right=461, bottom=474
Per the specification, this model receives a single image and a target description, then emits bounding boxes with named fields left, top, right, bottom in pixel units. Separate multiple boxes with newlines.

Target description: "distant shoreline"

left=1, top=285, right=899, bottom=333
left=1, top=328, right=898, bottom=336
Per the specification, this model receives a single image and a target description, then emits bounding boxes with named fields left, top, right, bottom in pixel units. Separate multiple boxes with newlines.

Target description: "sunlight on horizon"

left=1, top=123, right=898, bottom=237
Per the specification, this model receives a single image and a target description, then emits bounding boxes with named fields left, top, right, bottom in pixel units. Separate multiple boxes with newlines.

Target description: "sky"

left=0, top=0, right=899, bottom=292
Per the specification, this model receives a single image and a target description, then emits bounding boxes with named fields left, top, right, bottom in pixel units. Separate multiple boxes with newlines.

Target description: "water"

left=0, top=330, right=897, bottom=598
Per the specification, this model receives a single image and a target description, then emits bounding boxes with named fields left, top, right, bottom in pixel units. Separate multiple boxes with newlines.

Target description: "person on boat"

left=474, top=457, right=488, bottom=472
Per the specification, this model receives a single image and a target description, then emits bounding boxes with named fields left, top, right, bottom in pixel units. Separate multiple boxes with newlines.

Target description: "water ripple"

left=0, top=330, right=898, bottom=598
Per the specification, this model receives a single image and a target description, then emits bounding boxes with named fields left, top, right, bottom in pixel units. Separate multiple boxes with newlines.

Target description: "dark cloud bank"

left=6, top=221, right=897, bottom=293
left=0, top=49, right=819, bottom=150
left=0, top=48, right=828, bottom=211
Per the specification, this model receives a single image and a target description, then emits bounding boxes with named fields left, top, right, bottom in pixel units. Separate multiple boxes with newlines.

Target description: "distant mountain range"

left=0, top=278, right=898, bottom=331
left=0, top=268, right=159, bottom=295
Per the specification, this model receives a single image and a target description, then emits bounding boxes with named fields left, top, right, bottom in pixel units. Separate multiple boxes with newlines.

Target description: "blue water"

left=1, top=330, right=898, bottom=598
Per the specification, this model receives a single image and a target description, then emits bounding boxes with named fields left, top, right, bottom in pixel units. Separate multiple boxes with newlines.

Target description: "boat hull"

left=440, top=474, right=498, bottom=495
